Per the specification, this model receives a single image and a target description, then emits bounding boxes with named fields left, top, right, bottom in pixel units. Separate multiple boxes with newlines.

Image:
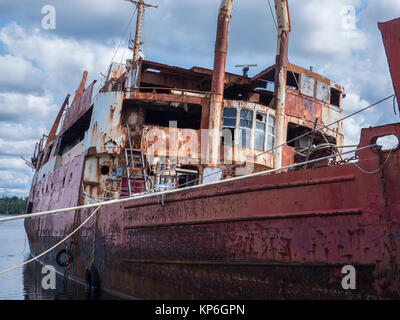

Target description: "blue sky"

left=0, top=0, right=399, bottom=197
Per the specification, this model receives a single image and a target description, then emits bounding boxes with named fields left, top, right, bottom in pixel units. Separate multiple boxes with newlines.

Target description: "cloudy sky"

left=0, top=0, right=399, bottom=197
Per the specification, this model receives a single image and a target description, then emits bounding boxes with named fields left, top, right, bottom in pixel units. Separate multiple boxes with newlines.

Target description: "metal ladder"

left=124, top=124, right=148, bottom=196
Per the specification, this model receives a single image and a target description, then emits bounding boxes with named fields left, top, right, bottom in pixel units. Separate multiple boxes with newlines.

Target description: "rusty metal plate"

left=379, top=18, right=400, bottom=111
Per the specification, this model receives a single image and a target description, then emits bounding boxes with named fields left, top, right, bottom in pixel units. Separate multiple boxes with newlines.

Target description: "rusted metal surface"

left=45, top=94, right=70, bottom=148
left=24, top=123, right=400, bottom=299
left=209, top=0, right=234, bottom=166
left=85, top=92, right=125, bottom=154
left=379, top=18, right=400, bottom=110
left=71, top=71, right=88, bottom=105
left=272, top=0, right=290, bottom=169
left=107, top=62, right=126, bottom=82
left=211, top=0, right=234, bottom=96
left=61, top=80, right=96, bottom=135
left=286, top=90, right=322, bottom=122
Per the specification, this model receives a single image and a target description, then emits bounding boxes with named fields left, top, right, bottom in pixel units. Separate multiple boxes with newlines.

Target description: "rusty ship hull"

left=23, top=1, right=400, bottom=299
left=24, top=122, right=400, bottom=299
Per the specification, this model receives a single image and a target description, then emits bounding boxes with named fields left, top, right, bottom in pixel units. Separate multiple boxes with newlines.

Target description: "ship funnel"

left=379, top=18, right=400, bottom=112
left=208, top=0, right=234, bottom=166
left=211, top=0, right=234, bottom=95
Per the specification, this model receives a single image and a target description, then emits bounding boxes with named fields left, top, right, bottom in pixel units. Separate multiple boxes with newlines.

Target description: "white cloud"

left=0, top=123, right=45, bottom=142
left=0, top=54, right=45, bottom=94
left=343, top=116, right=365, bottom=146
left=0, top=138, right=37, bottom=158
left=0, top=23, right=122, bottom=94
left=0, top=158, right=31, bottom=171
left=0, top=22, right=124, bottom=196
left=342, top=92, right=370, bottom=113
left=0, top=91, right=57, bottom=123
left=0, top=170, right=31, bottom=190
left=292, top=0, right=367, bottom=57
left=0, top=188, right=30, bottom=198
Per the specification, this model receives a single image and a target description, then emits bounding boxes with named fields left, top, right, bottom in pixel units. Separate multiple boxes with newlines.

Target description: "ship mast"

left=126, top=0, right=157, bottom=64
left=125, top=0, right=157, bottom=91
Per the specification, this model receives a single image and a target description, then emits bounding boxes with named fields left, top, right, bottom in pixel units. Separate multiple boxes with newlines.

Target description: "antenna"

left=235, top=64, right=258, bottom=77
left=126, top=0, right=158, bottom=63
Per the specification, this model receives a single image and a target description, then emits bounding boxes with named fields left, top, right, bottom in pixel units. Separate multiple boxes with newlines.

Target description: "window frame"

left=266, top=115, right=275, bottom=153
left=222, top=108, right=238, bottom=146
left=254, top=112, right=267, bottom=151
left=221, top=106, right=276, bottom=154
left=238, top=109, right=254, bottom=149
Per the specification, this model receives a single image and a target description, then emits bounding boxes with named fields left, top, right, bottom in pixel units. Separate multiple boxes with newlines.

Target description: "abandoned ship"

left=18, top=0, right=400, bottom=299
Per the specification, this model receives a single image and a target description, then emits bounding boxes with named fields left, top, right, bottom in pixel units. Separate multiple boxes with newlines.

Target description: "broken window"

left=287, top=122, right=336, bottom=149
left=42, top=144, right=53, bottom=165
left=224, top=85, right=248, bottom=101
left=267, top=115, right=275, bottom=152
left=300, top=74, right=315, bottom=97
left=239, top=109, right=253, bottom=148
left=286, top=72, right=300, bottom=90
left=58, top=106, right=93, bottom=155
left=254, top=112, right=267, bottom=151
left=330, top=88, right=341, bottom=107
left=222, top=108, right=237, bottom=146
left=287, top=123, right=308, bottom=148
left=177, top=166, right=199, bottom=188
left=144, top=103, right=202, bottom=129
left=316, top=81, right=330, bottom=103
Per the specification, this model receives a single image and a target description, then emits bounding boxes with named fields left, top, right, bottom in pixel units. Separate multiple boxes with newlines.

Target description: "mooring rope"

left=0, top=205, right=101, bottom=276
left=0, top=143, right=392, bottom=275
left=0, top=143, right=378, bottom=225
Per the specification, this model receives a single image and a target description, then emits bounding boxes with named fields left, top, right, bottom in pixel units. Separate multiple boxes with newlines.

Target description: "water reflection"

left=22, top=255, right=114, bottom=300
left=0, top=219, right=118, bottom=300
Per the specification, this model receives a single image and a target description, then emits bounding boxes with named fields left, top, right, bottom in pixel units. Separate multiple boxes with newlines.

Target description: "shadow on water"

left=0, top=219, right=119, bottom=300
left=22, top=255, right=118, bottom=300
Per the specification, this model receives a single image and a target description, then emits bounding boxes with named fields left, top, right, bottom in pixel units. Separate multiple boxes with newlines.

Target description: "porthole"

left=101, top=166, right=110, bottom=175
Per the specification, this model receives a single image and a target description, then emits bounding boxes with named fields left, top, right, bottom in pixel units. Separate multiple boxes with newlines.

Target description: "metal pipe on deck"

left=273, top=0, right=290, bottom=169
left=209, top=0, right=234, bottom=166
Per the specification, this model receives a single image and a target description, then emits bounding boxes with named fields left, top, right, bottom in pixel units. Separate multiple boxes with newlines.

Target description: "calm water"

left=0, top=218, right=118, bottom=300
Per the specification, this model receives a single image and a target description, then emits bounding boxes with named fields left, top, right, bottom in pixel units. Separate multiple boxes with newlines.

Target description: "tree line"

left=0, top=197, right=27, bottom=215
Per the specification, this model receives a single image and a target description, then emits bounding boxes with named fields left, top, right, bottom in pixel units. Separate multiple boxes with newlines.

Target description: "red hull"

left=379, top=18, right=400, bottom=111
left=24, top=124, right=400, bottom=299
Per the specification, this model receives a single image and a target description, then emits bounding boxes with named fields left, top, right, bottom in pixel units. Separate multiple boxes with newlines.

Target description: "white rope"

left=0, top=205, right=101, bottom=276
left=0, top=144, right=377, bottom=224
left=0, top=144, right=385, bottom=275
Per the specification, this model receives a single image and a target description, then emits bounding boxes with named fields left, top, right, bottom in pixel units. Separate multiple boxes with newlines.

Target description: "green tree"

left=0, top=196, right=28, bottom=215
